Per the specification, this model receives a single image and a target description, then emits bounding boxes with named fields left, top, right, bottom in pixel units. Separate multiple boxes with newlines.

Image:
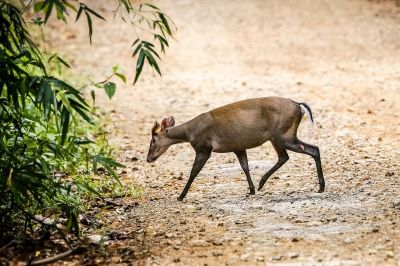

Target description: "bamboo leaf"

left=131, top=38, right=140, bottom=47
left=44, top=1, right=54, bottom=23
left=76, top=5, right=83, bottom=21
left=158, top=13, right=171, bottom=35
left=144, top=50, right=161, bottom=76
left=133, top=49, right=145, bottom=84
left=84, top=5, right=106, bottom=21
left=132, top=43, right=142, bottom=57
left=85, top=11, right=93, bottom=44
left=143, top=3, right=160, bottom=10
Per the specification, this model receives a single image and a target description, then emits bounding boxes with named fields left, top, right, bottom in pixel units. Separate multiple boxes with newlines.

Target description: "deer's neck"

left=166, top=123, right=188, bottom=144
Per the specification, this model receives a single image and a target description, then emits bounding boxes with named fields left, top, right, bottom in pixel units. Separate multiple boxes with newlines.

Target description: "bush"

left=0, top=0, right=174, bottom=244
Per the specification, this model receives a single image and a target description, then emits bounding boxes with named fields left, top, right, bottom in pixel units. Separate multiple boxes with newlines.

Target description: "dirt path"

left=48, top=0, right=400, bottom=265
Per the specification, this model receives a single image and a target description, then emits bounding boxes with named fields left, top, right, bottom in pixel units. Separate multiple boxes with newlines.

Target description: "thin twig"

left=0, top=240, right=16, bottom=252
left=29, top=246, right=86, bottom=265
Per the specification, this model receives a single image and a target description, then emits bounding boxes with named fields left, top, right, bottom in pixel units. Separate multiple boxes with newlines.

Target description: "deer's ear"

left=161, top=118, right=168, bottom=131
left=161, top=116, right=175, bottom=131
left=152, top=121, right=161, bottom=134
left=167, top=116, right=175, bottom=127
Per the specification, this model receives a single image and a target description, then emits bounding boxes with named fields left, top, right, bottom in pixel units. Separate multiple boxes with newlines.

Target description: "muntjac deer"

left=147, top=97, right=325, bottom=201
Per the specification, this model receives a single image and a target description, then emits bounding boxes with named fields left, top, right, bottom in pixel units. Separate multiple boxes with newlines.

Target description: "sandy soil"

left=43, top=0, right=400, bottom=265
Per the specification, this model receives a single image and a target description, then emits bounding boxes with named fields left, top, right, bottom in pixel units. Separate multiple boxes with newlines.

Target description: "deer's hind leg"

left=282, top=138, right=325, bottom=193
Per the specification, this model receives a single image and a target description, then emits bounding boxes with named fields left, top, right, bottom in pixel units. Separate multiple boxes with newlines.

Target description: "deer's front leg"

left=178, top=151, right=211, bottom=201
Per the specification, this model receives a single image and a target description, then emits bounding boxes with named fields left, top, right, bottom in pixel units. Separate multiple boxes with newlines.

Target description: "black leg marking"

left=283, top=139, right=325, bottom=193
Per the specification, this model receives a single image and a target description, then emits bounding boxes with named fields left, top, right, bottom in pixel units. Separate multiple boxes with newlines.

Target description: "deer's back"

left=188, top=97, right=300, bottom=152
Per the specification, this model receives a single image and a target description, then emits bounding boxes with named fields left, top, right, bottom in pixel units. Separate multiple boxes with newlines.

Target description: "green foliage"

left=0, top=1, right=122, bottom=239
left=31, top=0, right=175, bottom=84
left=0, top=0, right=175, bottom=244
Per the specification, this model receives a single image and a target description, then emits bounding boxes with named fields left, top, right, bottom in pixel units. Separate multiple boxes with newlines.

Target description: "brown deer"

left=147, top=97, right=325, bottom=201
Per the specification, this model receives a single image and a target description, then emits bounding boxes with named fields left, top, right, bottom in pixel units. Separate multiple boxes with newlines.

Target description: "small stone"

left=212, top=240, right=223, bottom=246
left=271, top=255, right=282, bottom=261
left=288, top=252, right=299, bottom=259
left=344, top=237, right=354, bottom=244
left=240, top=253, right=252, bottom=261
left=154, top=231, right=165, bottom=237
left=385, top=251, right=394, bottom=258
left=130, top=156, right=139, bottom=162
left=385, top=171, right=394, bottom=177
left=256, top=256, right=265, bottom=262
left=180, top=220, right=186, bottom=225
left=165, top=233, right=175, bottom=238
left=213, top=250, right=223, bottom=257
left=190, top=239, right=207, bottom=247
left=87, top=234, right=105, bottom=245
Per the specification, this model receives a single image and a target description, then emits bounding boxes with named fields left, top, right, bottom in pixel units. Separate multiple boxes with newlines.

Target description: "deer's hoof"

left=249, top=189, right=255, bottom=195
left=177, top=196, right=184, bottom=201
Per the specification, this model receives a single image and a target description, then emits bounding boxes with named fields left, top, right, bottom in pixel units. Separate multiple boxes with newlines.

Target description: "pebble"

left=87, top=234, right=105, bottom=245
left=190, top=239, right=207, bottom=247
left=256, top=256, right=265, bottom=262
left=240, top=252, right=252, bottom=261
left=165, top=233, right=175, bottom=238
left=212, top=240, right=223, bottom=246
left=344, top=237, right=354, bottom=244
left=212, top=250, right=223, bottom=256
left=385, top=251, right=394, bottom=258
left=288, top=252, right=299, bottom=259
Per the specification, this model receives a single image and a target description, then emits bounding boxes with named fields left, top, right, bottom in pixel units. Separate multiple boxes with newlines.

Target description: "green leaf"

left=115, top=73, right=126, bottom=83
left=158, top=13, right=172, bottom=35
left=141, top=40, right=155, bottom=47
left=34, top=1, right=45, bottom=12
left=146, top=45, right=161, bottom=59
left=55, top=4, right=66, bottom=22
left=44, top=1, right=54, bottom=23
left=56, top=56, right=70, bottom=68
left=143, top=3, right=160, bottom=10
left=103, top=82, right=116, bottom=99
left=75, top=182, right=103, bottom=198
left=76, top=5, right=83, bottom=21
left=85, top=11, right=93, bottom=44
left=133, top=50, right=145, bottom=84
left=61, top=0, right=78, bottom=12
left=90, top=90, right=96, bottom=103
left=144, top=50, right=161, bottom=76
left=131, top=38, right=140, bottom=47
left=60, top=107, right=70, bottom=145
left=132, top=43, right=142, bottom=57
left=84, top=5, right=106, bottom=20
left=92, top=155, right=125, bottom=185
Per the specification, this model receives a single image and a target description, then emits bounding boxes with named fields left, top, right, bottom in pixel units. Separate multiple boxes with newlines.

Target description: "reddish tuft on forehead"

left=152, top=121, right=161, bottom=134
